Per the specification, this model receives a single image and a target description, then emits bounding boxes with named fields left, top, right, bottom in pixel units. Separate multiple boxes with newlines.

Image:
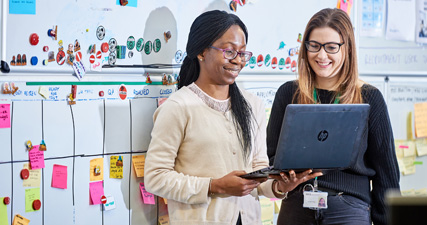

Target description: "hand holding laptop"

left=268, top=169, right=323, bottom=195
left=209, top=170, right=268, bottom=197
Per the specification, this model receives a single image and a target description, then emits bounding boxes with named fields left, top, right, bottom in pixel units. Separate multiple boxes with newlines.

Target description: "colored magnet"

left=153, top=39, right=161, bottom=53
left=108, top=52, right=116, bottom=65
left=32, top=199, right=41, bottom=210
left=43, top=59, right=48, bottom=66
left=56, top=51, right=66, bottom=65
left=22, top=54, right=27, bottom=66
left=30, top=56, right=38, bottom=66
left=101, top=42, right=109, bottom=53
left=99, top=91, right=104, bottom=97
left=146, top=74, right=152, bottom=84
left=75, top=51, right=82, bottom=62
left=136, top=38, right=144, bottom=52
left=48, top=51, right=55, bottom=62
left=144, top=41, right=152, bottom=55
left=71, top=85, right=77, bottom=99
left=74, top=39, right=81, bottom=52
left=109, top=38, right=117, bottom=52
left=26, top=140, right=33, bottom=150
left=47, top=26, right=57, bottom=40
left=39, top=140, right=47, bottom=151
left=21, top=169, right=30, bottom=180
left=94, top=165, right=101, bottom=176
left=29, top=33, right=39, bottom=46
left=119, top=85, right=127, bottom=100
left=164, top=31, right=171, bottom=43
left=120, top=0, right=129, bottom=6
left=127, top=36, right=135, bottom=50
left=96, top=26, right=106, bottom=40
left=128, top=51, right=133, bottom=58
left=116, top=156, right=123, bottom=166
left=89, top=55, right=95, bottom=64
left=229, top=1, right=237, bottom=12
left=257, top=54, right=264, bottom=67
left=96, top=51, right=102, bottom=59
left=43, top=46, right=49, bottom=52
left=3, top=197, right=10, bottom=205
left=101, top=195, right=107, bottom=204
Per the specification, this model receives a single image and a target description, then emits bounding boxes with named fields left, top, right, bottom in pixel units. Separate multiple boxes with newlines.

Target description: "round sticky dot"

left=32, top=199, right=41, bottom=210
left=3, top=197, right=10, bottom=205
left=21, top=169, right=30, bottom=180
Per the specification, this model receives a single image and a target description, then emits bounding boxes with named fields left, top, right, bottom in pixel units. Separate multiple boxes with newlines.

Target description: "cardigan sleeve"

left=144, top=99, right=211, bottom=205
left=365, top=88, right=400, bottom=225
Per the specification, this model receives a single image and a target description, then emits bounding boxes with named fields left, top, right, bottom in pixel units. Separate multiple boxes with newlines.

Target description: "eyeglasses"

left=304, top=41, right=344, bottom=54
left=209, top=46, right=253, bottom=62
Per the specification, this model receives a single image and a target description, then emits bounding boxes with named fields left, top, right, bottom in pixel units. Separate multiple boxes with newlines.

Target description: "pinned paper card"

left=28, top=145, right=45, bottom=169
left=158, top=214, right=170, bottom=225
left=89, top=181, right=104, bottom=205
left=139, top=183, right=155, bottom=205
left=0, top=104, right=11, bottom=128
left=0, top=198, right=7, bottom=225
left=110, top=156, right=123, bottom=179
left=90, top=158, right=104, bottom=181
left=38, top=86, right=49, bottom=99
left=22, top=163, right=40, bottom=187
left=415, top=138, right=427, bottom=156
left=402, top=156, right=416, bottom=175
left=103, top=196, right=116, bottom=211
left=52, top=164, right=67, bottom=189
left=25, top=188, right=40, bottom=212
left=260, top=198, right=274, bottom=225
left=414, top=102, right=427, bottom=138
left=12, top=214, right=30, bottom=225
left=400, top=141, right=416, bottom=157
left=132, top=155, right=145, bottom=177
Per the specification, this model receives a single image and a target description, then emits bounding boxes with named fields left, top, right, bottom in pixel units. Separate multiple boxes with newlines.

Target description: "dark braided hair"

left=178, top=10, right=254, bottom=160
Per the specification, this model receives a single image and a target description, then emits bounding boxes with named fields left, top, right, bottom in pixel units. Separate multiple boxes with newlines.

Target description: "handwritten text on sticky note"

left=29, top=145, right=45, bottom=169
left=139, top=183, right=155, bottom=205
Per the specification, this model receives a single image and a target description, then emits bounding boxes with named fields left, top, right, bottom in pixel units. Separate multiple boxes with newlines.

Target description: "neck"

left=194, top=80, right=229, bottom=100
left=315, top=77, right=338, bottom=91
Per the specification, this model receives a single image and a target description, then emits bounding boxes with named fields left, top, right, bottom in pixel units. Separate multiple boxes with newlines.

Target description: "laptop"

left=241, top=104, right=370, bottom=179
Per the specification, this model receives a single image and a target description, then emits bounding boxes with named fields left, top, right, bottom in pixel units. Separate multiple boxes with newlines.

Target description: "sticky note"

left=274, top=199, right=282, bottom=214
left=132, top=155, right=145, bottom=177
left=158, top=214, right=170, bottom=225
left=401, top=189, right=415, bottom=196
left=402, top=141, right=416, bottom=157
left=22, top=163, right=40, bottom=187
left=12, top=214, right=30, bottom=225
left=110, top=156, right=123, bottom=179
left=402, top=156, right=416, bottom=175
left=25, top=188, right=40, bottom=212
left=0, top=104, right=11, bottom=128
left=28, top=145, right=45, bottom=169
left=139, top=183, right=155, bottom=205
left=414, top=188, right=427, bottom=196
left=0, top=198, right=8, bottom=225
left=89, top=181, right=104, bottom=205
left=9, top=0, right=35, bottom=15
left=103, top=196, right=116, bottom=211
left=415, top=138, right=427, bottom=156
left=260, top=197, right=274, bottom=225
left=90, top=158, right=104, bottom=181
left=51, top=164, right=67, bottom=189
left=38, top=86, right=49, bottom=99
left=414, top=102, right=427, bottom=138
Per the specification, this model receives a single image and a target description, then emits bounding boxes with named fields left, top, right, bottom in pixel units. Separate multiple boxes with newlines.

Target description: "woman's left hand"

left=269, top=170, right=322, bottom=193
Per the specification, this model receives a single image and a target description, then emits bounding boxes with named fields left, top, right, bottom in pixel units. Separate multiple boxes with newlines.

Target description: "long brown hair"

left=296, top=8, right=362, bottom=104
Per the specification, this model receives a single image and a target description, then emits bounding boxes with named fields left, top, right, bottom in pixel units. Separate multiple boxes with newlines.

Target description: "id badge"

left=303, top=191, right=328, bottom=209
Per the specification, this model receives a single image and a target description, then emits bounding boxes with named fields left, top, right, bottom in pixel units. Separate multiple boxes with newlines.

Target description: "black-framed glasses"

left=304, top=41, right=344, bottom=54
left=209, top=46, right=253, bottom=62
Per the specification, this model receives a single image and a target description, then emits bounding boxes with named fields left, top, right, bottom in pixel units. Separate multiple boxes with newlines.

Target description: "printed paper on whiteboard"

left=386, top=0, right=416, bottom=41
left=416, top=0, right=427, bottom=44
left=360, top=0, right=386, bottom=37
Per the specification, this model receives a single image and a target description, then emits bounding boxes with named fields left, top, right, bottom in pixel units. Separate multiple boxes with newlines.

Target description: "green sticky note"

left=414, top=161, right=423, bottom=165
left=25, top=188, right=40, bottom=212
left=0, top=198, right=8, bottom=225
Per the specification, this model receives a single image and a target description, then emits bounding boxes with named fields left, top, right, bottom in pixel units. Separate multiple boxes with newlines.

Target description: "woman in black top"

left=267, top=8, right=400, bottom=225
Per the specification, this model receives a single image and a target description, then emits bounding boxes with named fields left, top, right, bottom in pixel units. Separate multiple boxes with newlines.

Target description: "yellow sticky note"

left=132, top=155, right=145, bottom=177
left=90, top=158, right=104, bottom=181
left=407, top=112, right=413, bottom=140
left=414, top=102, right=427, bottom=138
left=414, top=188, right=427, bottom=196
left=395, top=140, right=405, bottom=159
left=260, top=198, right=274, bottom=225
left=402, top=156, right=416, bottom=175
left=110, top=156, right=123, bottom=179
left=158, top=214, right=170, bottom=225
left=403, top=141, right=416, bottom=157
left=23, top=163, right=41, bottom=187
left=415, top=138, right=427, bottom=156
left=0, top=198, right=8, bottom=225
left=38, top=86, right=49, bottom=99
left=163, top=197, right=167, bottom=204
left=397, top=159, right=405, bottom=174
left=401, top=189, right=415, bottom=196
left=25, top=188, right=40, bottom=212
left=12, top=214, right=30, bottom=225
left=274, top=199, right=282, bottom=214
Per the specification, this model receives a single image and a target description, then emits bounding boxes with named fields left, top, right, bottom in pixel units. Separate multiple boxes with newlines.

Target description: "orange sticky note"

left=89, top=181, right=104, bottom=205
left=51, top=164, right=67, bottom=189
left=0, top=104, right=11, bottom=128
left=90, top=158, right=104, bottom=181
left=132, top=155, right=145, bottom=177
left=414, top=102, right=427, bottom=138
left=29, top=145, right=45, bottom=169
left=12, top=214, right=30, bottom=225
left=139, top=183, right=155, bottom=205
left=158, top=214, right=170, bottom=225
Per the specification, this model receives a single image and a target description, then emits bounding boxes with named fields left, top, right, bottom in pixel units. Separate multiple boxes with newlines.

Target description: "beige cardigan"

left=144, top=87, right=277, bottom=225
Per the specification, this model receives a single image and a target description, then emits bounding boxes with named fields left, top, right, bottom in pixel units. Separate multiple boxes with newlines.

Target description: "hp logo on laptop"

left=317, top=130, right=329, bottom=142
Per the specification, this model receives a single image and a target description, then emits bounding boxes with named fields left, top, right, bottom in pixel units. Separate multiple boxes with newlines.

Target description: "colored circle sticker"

left=109, top=52, right=116, bottom=65
left=153, top=39, right=161, bottom=53
left=101, top=195, right=107, bottom=204
left=56, top=50, right=66, bottom=65
left=96, top=26, right=106, bottom=40
left=21, top=169, right=30, bottom=180
left=285, top=57, right=291, bottom=69
left=109, top=38, right=117, bottom=52
left=249, top=56, right=256, bottom=69
left=32, top=199, right=41, bottom=210
left=291, top=60, right=297, bottom=72
left=136, top=38, right=144, bottom=52
left=257, top=54, right=264, bottom=67
left=96, top=51, right=102, bottom=59
left=271, top=57, right=278, bottom=69
left=278, top=58, right=285, bottom=70
left=119, top=85, right=127, bottom=100
left=175, top=50, right=183, bottom=63
left=75, top=51, right=82, bottom=62
left=144, top=40, right=152, bottom=55
left=264, top=54, right=271, bottom=67
left=89, top=55, right=95, bottom=64
left=127, top=36, right=135, bottom=50
left=128, top=51, right=134, bottom=58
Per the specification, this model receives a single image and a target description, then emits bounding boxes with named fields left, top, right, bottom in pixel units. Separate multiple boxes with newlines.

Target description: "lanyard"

left=313, top=88, right=340, bottom=104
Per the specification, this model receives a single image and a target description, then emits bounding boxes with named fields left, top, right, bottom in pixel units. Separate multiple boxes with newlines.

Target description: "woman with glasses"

left=267, top=8, right=400, bottom=225
left=144, top=10, right=318, bottom=225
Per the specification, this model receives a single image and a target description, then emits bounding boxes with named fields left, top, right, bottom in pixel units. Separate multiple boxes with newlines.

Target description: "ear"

left=198, top=53, right=205, bottom=62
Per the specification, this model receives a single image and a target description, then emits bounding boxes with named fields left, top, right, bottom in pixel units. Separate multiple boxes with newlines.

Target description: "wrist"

left=273, top=180, right=288, bottom=198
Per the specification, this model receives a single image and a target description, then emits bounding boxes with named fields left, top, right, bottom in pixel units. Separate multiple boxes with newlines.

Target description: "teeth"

left=225, top=69, right=239, bottom=75
left=318, top=62, right=330, bottom=66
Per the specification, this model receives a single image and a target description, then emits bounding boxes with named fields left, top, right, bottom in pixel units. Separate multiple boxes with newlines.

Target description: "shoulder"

left=240, top=88, right=264, bottom=109
left=155, top=87, right=198, bottom=114
left=360, top=84, right=385, bottom=104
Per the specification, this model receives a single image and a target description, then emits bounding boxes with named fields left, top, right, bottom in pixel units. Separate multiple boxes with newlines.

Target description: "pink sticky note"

left=29, top=145, right=45, bottom=169
left=89, top=181, right=104, bottom=205
left=52, top=164, right=67, bottom=189
left=0, top=104, right=11, bottom=128
left=139, top=183, right=155, bottom=205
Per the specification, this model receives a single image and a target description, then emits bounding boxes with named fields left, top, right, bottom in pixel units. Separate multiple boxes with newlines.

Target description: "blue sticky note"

left=9, top=0, right=36, bottom=14
left=116, top=0, right=137, bottom=7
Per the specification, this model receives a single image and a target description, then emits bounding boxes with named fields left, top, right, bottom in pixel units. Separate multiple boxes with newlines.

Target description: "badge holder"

left=302, top=177, right=328, bottom=209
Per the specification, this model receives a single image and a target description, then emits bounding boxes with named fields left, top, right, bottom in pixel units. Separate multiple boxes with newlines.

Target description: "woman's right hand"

left=210, top=171, right=263, bottom=196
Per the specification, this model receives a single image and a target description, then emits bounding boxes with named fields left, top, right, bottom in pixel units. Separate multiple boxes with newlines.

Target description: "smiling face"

left=307, top=27, right=344, bottom=88
left=197, top=25, right=247, bottom=88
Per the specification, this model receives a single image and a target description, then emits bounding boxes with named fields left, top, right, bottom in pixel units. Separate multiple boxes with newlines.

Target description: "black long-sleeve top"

left=267, top=81, right=400, bottom=225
